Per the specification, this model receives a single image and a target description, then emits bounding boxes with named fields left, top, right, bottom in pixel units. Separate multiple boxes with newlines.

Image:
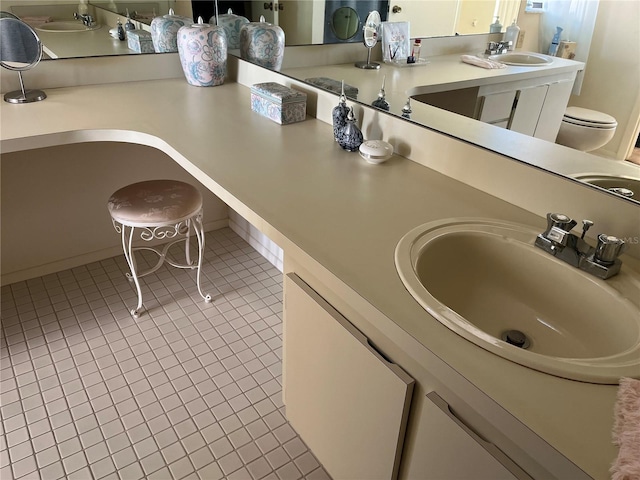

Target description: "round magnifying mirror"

left=0, top=16, right=47, bottom=104
left=355, top=10, right=381, bottom=70
left=331, top=7, right=360, bottom=41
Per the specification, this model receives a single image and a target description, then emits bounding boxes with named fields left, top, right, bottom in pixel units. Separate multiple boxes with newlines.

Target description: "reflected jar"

left=213, top=8, right=249, bottom=50
left=151, top=8, right=193, bottom=53
left=240, top=15, right=285, bottom=71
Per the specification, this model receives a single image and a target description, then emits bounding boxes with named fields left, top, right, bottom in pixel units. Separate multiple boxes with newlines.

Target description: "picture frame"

left=381, top=21, right=410, bottom=64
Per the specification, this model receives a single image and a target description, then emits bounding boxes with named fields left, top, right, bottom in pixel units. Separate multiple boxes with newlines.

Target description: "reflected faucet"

left=534, top=213, right=627, bottom=279
left=74, top=12, right=95, bottom=27
left=485, top=41, right=511, bottom=55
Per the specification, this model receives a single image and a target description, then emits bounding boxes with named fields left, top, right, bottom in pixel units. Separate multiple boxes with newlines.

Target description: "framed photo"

left=382, top=21, right=410, bottom=63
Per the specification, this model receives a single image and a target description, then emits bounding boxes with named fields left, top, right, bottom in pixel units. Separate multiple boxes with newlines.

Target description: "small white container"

left=359, top=140, right=393, bottom=164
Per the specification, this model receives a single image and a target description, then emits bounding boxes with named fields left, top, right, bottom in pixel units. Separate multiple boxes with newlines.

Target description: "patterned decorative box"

left=127, top=29, right=154, bottom=54
left=250, top=82, right=307, bottom=125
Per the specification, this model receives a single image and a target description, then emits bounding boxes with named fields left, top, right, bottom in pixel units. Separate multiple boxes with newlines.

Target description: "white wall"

left=1, top=142, right=229, bottom=285
left=568, top=0, right=640, bottom=160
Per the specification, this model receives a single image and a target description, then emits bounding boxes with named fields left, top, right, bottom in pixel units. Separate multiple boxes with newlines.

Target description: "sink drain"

left=501, top=330, right=530, bottom=349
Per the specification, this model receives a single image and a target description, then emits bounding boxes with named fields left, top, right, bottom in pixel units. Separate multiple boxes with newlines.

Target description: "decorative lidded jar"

left=212, top=8, right=249, bottom=50
left=240, top=15, right=285, bottom=71
left=151, top=8, right=193, bottom=53
left=177, top=17, right=227, bottom=87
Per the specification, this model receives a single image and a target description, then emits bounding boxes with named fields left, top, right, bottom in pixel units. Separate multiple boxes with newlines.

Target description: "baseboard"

left=228, top=211, right=284, bottom=272
left=1, top=219, right=229, bottom=287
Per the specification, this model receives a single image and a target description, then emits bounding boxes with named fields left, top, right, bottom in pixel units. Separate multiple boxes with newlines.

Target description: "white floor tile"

left=1, top=228, right=330, bottom=480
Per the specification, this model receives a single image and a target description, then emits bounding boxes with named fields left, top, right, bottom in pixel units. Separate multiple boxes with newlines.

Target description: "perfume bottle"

left=337, top=107, right=364, bottom=152
left=332, top=80, right=349, bottom=142
left=402, top=98, right=412, bottom=119
left=371, top=75, right=390, bottom=111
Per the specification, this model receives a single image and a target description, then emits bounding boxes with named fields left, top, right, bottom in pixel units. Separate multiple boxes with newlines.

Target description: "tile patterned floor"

left=0, top=228, right=331, bottom=480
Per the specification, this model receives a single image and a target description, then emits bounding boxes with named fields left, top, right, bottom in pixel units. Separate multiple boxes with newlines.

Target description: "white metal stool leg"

left=120, top=224, right=144, bottom=319
left=191, top=212, right=212, bottom=303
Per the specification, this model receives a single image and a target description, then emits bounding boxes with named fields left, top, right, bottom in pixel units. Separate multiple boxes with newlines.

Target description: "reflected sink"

left=574, top=174, right=640, bottom=199
left=489, top=53, right=553, bottom=66
left=395, top=218, right=640, bottom=384
left=36, top=21, right=101, bottom=32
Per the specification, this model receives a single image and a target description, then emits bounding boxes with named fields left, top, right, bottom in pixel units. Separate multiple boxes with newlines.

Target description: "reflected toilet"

left=556, top=106, right=617, bottom=152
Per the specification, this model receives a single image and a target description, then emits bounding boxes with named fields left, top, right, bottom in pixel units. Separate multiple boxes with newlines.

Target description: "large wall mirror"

left=2, top=0, right=638, bottom=206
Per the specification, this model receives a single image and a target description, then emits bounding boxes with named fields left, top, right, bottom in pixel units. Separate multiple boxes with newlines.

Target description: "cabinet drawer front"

left=283, top=273, right=414, bottom=480
left=403, top=392, right=531, bottom=480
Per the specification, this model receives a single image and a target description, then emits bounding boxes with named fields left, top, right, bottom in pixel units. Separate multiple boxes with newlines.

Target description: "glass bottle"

left=332, top=80, right=349, bottom=142
left=371, top=75, right=390, bottom=111
left=402, top=98, right=412, bottom=119
left=338, top=107, right=364, bottom=152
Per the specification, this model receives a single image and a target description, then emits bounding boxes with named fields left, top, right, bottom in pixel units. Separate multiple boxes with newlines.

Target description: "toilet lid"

left=564, top=106, right=617, bottom=126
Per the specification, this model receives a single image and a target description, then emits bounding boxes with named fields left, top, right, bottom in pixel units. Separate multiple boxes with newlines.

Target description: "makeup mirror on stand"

left=0, top=15, right=46, bottom=104
left=355, top=10, right=381, bottom=70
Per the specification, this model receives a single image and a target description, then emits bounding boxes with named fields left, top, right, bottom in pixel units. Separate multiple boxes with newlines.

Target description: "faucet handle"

left=581, top=219, right=594, bottom=239
left=594, top=234, right=626, bottom=264
left=545, top=213, right=577, bottom=232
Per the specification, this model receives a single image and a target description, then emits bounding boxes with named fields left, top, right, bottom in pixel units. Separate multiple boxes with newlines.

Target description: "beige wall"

left=1, top=143, right=229, bottom=285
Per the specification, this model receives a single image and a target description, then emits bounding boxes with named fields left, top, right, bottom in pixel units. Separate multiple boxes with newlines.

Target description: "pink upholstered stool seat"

left=108, top=179, right=212, bottom=318
left=108, top=179, right=203, bottom=227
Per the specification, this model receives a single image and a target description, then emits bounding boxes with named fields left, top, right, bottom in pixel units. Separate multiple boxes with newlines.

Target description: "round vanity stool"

left=107, top=179, right=212, bottom=318
left=556, top=106, right=618, bottom=152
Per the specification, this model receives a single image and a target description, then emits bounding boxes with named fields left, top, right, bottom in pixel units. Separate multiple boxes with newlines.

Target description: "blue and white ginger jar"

left=211, top=8, right=249, bottom=50
left=177, top=17, right=227, bottom=87
left=151, top=8, right=192, bottom=53
left=240, top=15, right=285, bottom=71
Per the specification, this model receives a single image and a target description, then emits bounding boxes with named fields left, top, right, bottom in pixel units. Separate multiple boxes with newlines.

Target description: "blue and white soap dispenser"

left=548, top=26, right=563, bottom=56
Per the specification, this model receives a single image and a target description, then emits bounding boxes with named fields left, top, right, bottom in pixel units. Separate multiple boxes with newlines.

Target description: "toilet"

left=556, top=106, right=617, bottom=152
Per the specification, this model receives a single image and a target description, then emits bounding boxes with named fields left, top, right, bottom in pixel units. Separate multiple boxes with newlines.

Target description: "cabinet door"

left=476, top=91, right=517, bottom=126
left=402, top=392, right=531, bottom=480
left=283, top=273, right=414, bottom=480
left=534, top=79, right=575, bottom=141
left=509, top=85, right=549, bottom=136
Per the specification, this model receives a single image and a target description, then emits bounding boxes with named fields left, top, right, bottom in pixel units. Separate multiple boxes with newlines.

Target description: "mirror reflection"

left=1, top=0, right=638, bottom=205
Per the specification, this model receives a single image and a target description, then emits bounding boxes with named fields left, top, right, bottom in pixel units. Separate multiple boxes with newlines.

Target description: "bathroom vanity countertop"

left=283, top=51, right=583, bottom=116
left=37, top=27, right=136, bottom=59
left=0, top=78, right=629, bottom=479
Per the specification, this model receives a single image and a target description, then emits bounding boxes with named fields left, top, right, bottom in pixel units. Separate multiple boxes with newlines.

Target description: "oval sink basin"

left=574, top=174, right=640, bottom=199
left=395, top=218, right=640, bottom=384
left=36, top=21, right=101, bottom=32
left=489, top=53, right=553, bottom=66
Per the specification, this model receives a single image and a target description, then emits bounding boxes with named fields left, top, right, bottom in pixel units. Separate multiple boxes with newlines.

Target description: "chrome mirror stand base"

left=355, top=47, right=380, bottom=70
left=355, top=61, right=380, bottom=70
left=4, top=89, right=47, bottom=104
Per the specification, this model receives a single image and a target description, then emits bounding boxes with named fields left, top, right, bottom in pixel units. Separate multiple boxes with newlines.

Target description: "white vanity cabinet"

left=283, top=273, right=414, bottom=480
left=475, top=75, right=576, bottom=141
left=400, top=392, right=531, bottom=480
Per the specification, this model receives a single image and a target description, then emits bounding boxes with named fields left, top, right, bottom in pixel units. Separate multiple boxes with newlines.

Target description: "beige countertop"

left=0, top=78, right=632, bottom=479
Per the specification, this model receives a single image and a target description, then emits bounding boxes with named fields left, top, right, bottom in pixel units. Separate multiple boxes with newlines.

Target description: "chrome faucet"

left=74, top=12, right=95, bottom=27
left=485, top=41, right=511, bottom=55
left=534, top=213, right=627, bottom=279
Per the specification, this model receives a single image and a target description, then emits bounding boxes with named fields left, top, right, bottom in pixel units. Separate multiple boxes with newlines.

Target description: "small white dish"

left=359, top=140, right=393, bottom=164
